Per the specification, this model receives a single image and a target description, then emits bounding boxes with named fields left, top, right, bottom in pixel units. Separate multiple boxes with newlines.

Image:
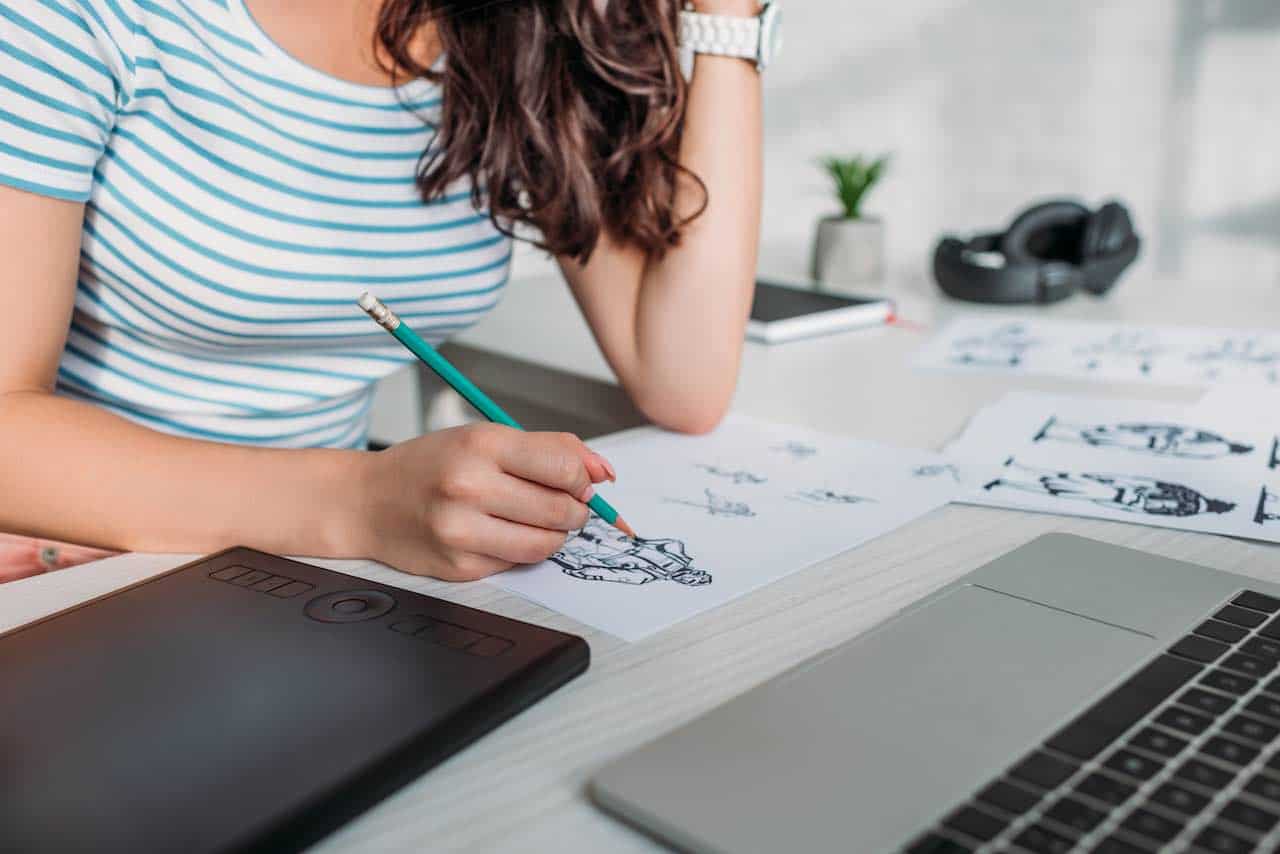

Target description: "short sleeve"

left=0, top=0, right=136, bottom=202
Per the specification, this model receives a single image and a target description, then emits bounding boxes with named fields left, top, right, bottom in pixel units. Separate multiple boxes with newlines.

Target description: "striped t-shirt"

left=0, top=0, right=511, bottom=449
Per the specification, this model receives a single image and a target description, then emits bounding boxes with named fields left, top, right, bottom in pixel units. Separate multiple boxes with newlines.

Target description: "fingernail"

left=594, top=453, right=617, bottom=482
left=579, top=483, right=596, bottom=503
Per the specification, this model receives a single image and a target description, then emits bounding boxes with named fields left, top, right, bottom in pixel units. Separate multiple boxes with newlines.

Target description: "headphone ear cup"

left=1000, top=200, right=1091, bottom=266
left=1083, top=201, right=1135, bottom=258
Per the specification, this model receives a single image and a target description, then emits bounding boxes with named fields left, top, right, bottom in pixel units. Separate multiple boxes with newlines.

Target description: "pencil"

left=357, top=292, right=636, bottom=539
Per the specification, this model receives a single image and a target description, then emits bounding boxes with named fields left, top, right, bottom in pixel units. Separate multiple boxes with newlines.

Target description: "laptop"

left=592, top=533, right=1280, bottom=853
left=0, top=547, right=589, bottom=853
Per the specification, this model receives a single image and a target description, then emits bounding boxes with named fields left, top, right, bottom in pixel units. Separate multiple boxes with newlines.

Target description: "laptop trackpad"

left=593, top=584, right=1157, bottom=854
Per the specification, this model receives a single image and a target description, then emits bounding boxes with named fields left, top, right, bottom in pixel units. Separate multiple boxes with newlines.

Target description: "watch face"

left=760, top=3, right=783, bottom=69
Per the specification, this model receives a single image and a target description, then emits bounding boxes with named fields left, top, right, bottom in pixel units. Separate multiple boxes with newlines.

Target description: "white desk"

left=3, top=272, right=1277, bottom=852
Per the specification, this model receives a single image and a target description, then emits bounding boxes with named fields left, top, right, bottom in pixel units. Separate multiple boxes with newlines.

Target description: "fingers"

left=437, top=509, right=569, bottom=568
left=494, top=432, right=612, bottom=501
left=483, top=474, right=591, bottom=532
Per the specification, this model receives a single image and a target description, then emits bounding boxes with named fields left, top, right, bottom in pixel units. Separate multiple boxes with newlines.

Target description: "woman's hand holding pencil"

left=350, top=424, right=616, bottom=581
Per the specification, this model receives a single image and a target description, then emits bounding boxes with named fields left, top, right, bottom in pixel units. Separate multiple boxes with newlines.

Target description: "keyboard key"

left=943, top=806, right=1006, bottom=842
left=906, top=832, right=972, bottom=853
left=1196, top=619, right=1250, bottom=644
left=1259, top=614, right=1280, bottom=641
left=1249, top=695, right=1280, bottom=723
left=1043, top=796, right=1105, bottom=835
left=1150, top=781, right=1211, bottom=816
left=1104, top=749, right=1163, bottom=781
left=1178, top=688, right=1235, bottom=717
left=1175, top=758, right=1237, bottom=790
left=1243, top=636, right=1280, bottom=661
left=1244, top=772, right=1280, bottom=803
left=1196, top=824, right=1254, bottom=853
left=1119, top=807, right=1183, bottom=843
left=1234, top=591, right=1280, bottom=613
left=1222, top=652, right=1277, bottom=678
left=249, top=575, right=291, bottom=593
left=1202, top=669, right=1257, bottom=696
left=1202, top=737, right=1261, bottom=767
left=1045, top=655, right=1200, bottom=760
left=1013, top=823, right=1074, bottom=854
left=1128, top=726, right=1188, bottom=758
left=230, top=569, right=272, bottom=586
left=1216, top=605, right=1268, bottom=629
left=1010, top=752, right=1077, bottom=790
left=1091, top=836, right=1146, bottom=854
left=210, top=565, right=252, bottom=581
left=1073, top=772, right=1136, bottom=807
left=976, top=779, right=1040, bottom=816
left=1169, top=634, right=1230, bottom=663
left=1158, top=705, right=1215, bottom=735
left=1219, top=798, right=1279, bottom=835
left=1223, top=713, right=1280, bottom=745
left=270, top=581, right=314, bottom=598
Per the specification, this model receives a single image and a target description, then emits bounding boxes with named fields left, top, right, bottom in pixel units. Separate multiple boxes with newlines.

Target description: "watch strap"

left=679, top=10, right=761, bottom=61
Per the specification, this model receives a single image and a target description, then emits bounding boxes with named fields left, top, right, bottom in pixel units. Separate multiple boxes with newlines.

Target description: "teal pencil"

left=357, top=292, right=635, bottom=539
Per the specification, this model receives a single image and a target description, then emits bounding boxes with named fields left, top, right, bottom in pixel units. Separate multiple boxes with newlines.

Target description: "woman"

left=0, top=0, right=762, bottom=581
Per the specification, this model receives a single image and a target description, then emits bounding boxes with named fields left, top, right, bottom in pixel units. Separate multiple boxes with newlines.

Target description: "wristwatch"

left=678, top=1, right=783, bottom=76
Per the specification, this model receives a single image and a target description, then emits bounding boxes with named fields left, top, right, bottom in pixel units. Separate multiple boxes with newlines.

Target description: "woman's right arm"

left=0, top=185, right=609, bottom=580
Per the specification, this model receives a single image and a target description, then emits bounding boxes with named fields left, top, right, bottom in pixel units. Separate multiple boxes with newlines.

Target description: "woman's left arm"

left=559, top=0, right=763, bottom=434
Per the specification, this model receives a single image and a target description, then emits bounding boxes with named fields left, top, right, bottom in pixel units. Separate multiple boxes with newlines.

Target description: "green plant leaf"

left=818, top=153, right=891, bottom=219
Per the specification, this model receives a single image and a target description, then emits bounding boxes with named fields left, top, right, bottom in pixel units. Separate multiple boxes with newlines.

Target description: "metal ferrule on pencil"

left=358, top=292, right=402, bottom=332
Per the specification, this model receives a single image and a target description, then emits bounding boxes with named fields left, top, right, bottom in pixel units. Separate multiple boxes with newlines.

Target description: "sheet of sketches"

left=488, top=416, right=975, bottom=641
left=945, top=392, right=1280, bottom=545
left=915, top=316, right=1280, bottom=388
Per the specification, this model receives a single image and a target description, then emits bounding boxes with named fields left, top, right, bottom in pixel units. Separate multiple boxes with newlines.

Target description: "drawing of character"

left=913, top=463, right=962, bottom=483
left=1188, top=337, right=1280, bottom=383
left=984, top=460, right=1236, bottom=517
left=695, top=464, right=768, bottom=485
left=790, top=489, right=877, bottom=506
left=1072, top=331, right=1162, bottom=375
left=664, top=489, right=756, bottom=518
left=950, top=323, right=1040, bottom=368
left=550, top=517, right=711, bottom=586
left=1033, top=417, right=1253, bottom=459
left=772, top=441, right=818, bottom=460
left=1257, top=487, right=1279, bottom=526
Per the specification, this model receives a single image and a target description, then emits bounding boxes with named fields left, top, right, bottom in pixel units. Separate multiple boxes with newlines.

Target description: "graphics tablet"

left=0, top=548, right=589, bottom=853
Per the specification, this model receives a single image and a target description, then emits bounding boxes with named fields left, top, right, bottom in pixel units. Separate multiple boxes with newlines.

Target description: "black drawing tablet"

left=0, top=548, right=589, bottom=853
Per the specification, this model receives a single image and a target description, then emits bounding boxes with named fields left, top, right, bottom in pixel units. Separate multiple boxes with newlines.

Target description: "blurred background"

left=512, top=0, right=1280, bottom=287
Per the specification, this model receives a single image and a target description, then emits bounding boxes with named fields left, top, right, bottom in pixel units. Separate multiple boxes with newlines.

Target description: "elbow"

left=633, top=386, right=734, bottom=436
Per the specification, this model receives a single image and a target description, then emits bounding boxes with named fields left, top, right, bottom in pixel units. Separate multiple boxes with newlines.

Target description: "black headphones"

left=932, top=199, right=1141, bottom=304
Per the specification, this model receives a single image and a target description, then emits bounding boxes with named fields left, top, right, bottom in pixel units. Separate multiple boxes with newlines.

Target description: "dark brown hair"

left=377, top=0, right=705, bottom=263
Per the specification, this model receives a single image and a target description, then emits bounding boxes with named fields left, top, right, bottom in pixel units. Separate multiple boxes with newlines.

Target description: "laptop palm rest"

left=592, top=584, right=1157, bottom=854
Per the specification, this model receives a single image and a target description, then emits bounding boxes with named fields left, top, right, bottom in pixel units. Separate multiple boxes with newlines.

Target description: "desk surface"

left=3, top=272, right=1277, bottom=853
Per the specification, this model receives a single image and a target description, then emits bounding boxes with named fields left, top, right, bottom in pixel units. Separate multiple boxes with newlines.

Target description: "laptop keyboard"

left=907, top=591, right=1280, bottom=853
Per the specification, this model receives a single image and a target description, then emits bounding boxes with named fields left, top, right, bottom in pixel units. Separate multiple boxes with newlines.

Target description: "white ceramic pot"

left=810, top=216, right=885, bottom=293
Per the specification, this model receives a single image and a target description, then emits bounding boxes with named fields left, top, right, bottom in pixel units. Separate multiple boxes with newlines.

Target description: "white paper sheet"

left=944, top=391, right=1280, bottom=544
left=914, top=315, right=1280, bottom=388
left=487, top=415, right=977, bottom=641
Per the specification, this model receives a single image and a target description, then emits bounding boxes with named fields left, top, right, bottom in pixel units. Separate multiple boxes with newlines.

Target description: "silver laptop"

left=592, top=534, right=1280, bottom=853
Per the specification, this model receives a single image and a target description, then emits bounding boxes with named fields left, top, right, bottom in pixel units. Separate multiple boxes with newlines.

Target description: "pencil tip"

left=615, top=517, right=637, bottom=539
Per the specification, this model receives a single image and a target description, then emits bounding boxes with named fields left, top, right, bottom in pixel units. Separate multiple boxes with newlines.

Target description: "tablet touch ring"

left=304, top=590, right=397, bottom=623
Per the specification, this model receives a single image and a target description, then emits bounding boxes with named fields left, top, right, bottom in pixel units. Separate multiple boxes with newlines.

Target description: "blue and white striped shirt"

left=0, top=0, right=511, bottom=449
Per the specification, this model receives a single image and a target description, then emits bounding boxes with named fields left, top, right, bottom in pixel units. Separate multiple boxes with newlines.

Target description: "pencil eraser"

left=357, top=292, right=377, bottom=312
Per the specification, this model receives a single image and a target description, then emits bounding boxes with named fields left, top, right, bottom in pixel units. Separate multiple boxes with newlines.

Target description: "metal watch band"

left=679, top=10, right=761, bottom=61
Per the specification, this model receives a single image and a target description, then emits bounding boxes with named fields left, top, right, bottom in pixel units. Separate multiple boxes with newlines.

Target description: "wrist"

left=319, top=447, right=383, bottom=559
left=687, top=0, right=761, bottom=16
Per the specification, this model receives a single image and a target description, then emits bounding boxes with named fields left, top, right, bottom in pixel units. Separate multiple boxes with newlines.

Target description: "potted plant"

left=811, top=153, right=890, bottom=292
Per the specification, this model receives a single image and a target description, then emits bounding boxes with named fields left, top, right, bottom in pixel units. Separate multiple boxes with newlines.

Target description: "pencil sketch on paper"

left=913, top=463, right=962, bottom=483
left=664, top=488, right=756, bottom=518
left=1072, top=331, right=1162, bottom=375
left=984, top=459, right=1237, bottom=518
left=550, top=518, right=712, bottom=586
left=1187, top=337, right=1280, bottom=384
left=790, top=488, right=878, bottom=506
left=950, top=323, right=1040, bottom=367
left=694, top=463, right=768, bottom=485
left=1257, top=487, right=1279, bottom=526
left=1270, top=438, right=1279, bottom=471
left=771, top=441, right=818, bottom=461
left=1033, top=417, right=1254, bottom=459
